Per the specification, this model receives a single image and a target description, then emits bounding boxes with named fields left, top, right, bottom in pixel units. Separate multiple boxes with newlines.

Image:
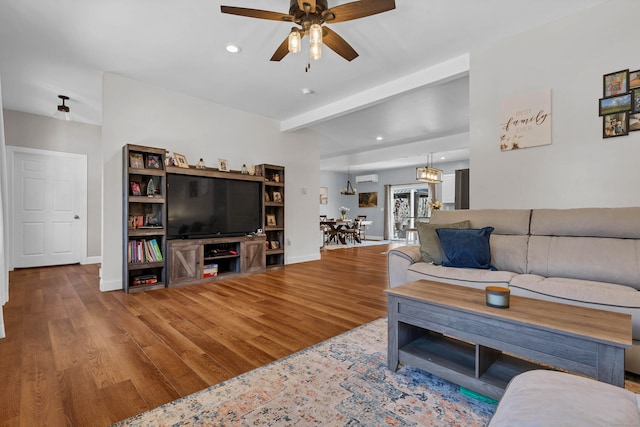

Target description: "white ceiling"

left=0, top=0, right=607, bottom=171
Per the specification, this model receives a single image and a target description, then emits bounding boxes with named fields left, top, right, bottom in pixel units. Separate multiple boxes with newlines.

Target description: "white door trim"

left=7, top=146, right=88, bottom=269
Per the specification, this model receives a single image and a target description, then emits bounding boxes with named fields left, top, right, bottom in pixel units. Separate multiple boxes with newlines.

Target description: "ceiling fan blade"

left=270, top=38, right=289, bottom=61
left=324, top=0, right=395, bottom=23
left=297, top=0, right=317, bottom=14
left=221, top=6, right=293, bottom=22
left=322, top=27, right=358, bottom=61
left=270, top=32, right=306, bottom=61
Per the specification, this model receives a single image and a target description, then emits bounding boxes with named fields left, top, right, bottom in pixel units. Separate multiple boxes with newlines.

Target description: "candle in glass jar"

left=485, top=286, right=510, bottom=308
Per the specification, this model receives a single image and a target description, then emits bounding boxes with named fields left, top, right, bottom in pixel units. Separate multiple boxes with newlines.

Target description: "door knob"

left=74, top=215, right=80, bottom=219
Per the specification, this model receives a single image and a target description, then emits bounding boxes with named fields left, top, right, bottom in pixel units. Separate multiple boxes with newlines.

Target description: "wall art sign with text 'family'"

left=499, top=88, right=551, bottom=151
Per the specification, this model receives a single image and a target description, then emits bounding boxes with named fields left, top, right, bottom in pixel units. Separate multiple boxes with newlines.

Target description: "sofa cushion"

left=430, top=210, right=530, bottom=273
left=416, top=220, right=470, bottom=265
left=527, top=235, right=640, bottom=289
left=406, top=263, right=515, bottom=290
left=489, top=370, right=640, bottom=427
left=437, top=227, right=495, bottom=269
left=530, top=207, right=640, bottom=239
left=431, top=209, right=531, bottom=235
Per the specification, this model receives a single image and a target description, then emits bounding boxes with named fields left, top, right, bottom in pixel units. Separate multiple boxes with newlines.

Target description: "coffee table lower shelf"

left=399, top=331, right=540, bottom=400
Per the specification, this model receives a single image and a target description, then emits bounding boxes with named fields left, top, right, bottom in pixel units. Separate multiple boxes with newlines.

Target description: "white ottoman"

left=489, top=370, right=640, bottom=427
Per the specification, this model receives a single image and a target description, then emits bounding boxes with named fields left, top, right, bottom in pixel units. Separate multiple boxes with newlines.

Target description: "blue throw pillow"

left=436, top=227, right=495, bottom=270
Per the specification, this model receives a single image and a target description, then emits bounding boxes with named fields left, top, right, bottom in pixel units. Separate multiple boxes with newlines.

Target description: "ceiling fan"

left=220, top=0, right=396, bottom=62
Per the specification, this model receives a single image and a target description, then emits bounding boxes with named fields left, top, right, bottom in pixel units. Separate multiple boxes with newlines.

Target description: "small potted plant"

left=339, top=206, right=350, bottom=220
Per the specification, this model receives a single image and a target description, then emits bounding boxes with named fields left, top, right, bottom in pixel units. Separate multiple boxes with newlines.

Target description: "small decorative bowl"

left=485, top=286, right=510, bottom=308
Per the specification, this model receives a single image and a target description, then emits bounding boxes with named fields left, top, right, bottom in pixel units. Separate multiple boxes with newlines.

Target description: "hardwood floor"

left=0, top=243, right=401, bottom=426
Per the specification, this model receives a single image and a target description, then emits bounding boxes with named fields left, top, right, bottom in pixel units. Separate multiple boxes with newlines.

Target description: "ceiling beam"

left=280, top=53, right=470, bottom=132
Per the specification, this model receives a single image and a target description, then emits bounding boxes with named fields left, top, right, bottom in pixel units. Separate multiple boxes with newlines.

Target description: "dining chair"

left=356, top=215, right=367, bottom=241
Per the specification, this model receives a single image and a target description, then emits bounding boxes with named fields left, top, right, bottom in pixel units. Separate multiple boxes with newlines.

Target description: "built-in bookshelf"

left=122, top=144, right=167, bottom=293
left=259, top=164, right=285, bottom=268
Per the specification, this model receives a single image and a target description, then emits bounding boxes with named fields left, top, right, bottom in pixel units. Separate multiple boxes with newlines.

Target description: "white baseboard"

left=82, top=256, right=102, bottom=265
left=100, top=278, right=123, bottom=292
left=286, top=253, right=321, bottom=264
left=364, top=235, right=384, bottom=241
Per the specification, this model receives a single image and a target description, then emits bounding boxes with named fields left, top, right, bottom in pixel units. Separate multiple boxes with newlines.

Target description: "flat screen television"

left=166, top=173, right=262, bottom=239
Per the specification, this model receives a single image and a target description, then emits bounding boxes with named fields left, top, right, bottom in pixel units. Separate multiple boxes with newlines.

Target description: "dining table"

left=321, top=219, right=360, bottom=244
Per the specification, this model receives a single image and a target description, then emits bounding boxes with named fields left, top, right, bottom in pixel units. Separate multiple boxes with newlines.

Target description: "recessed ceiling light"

left=440, top=156, right=446, bottom=160
left=301, top=88, right=314, bottom=95
left=376, top=136, right=383, bottom=141
left=226, top=44, right=240, bottom=53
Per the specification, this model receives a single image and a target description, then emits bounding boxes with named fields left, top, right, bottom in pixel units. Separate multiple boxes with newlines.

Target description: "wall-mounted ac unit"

left=355, top=174, right=378, bottom=183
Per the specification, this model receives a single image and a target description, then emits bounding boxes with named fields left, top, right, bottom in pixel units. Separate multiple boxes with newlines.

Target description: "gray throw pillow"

left=417, top=220, right=471, bottom=265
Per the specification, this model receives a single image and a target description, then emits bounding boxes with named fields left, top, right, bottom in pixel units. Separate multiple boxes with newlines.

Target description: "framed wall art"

left=319, top=187, right=328, bottom=205
left=358, top=192, right=378, bottom=208
left=603, top=112, right=628, bottom=138
left=630, top=70, right=640, bottom=89
left=603, top=69, right=629, bottom=97
left=599, top=93, right=632, bottom=116
left=499, top=88, right=552, bottom=151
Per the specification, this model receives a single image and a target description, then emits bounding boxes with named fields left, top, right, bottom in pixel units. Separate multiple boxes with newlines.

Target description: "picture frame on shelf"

left=174, top=153, right=189, bottom=168
left=603, top=69, right=629, bottom=97
left=603, top=112, right=628, bottom=138
left=130, top=181, right=142, bottom=196
left=266, top=214, right=277, bottom=226
left=146, top=154, right=161, bottom=169
left=270, top=240, right=279, bottom=249
left=218, top=159, right=230, bottom=172
left=630, top=70, right=640, bottom=90
left=599, top=93, right=632, bottom=116
left=129, top=152, right=144, bottom=168
left=272, top=191, right=282, bottom=202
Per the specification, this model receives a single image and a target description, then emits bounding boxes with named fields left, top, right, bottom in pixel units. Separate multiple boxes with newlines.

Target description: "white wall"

left=2, top=110, right=103, bottom=258
left=101, top=74, right=320, bottom=291
left=470, top=0, right=640, bottom=209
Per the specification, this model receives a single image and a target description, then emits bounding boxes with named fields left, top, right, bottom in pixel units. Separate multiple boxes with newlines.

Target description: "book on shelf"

left=128, top=239, right=163, bottom=263
left=132, top=274, right=158, bottom=286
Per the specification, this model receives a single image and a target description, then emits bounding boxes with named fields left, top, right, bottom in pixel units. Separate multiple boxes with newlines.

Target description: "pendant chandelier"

left=340, top=167, right=357, bottom=195
left=416, top=153, right=443, bottom=183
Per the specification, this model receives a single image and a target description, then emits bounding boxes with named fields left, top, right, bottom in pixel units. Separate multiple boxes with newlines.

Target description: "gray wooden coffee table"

left=385, top=280, right=632, bottom=400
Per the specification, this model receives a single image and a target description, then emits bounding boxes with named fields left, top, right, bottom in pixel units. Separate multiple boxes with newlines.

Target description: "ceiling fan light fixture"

left=288, top=28, right=301, bottom=53
left=310, top=42, right=322, bottom=60
left=309, top=23, right=322, bottom=45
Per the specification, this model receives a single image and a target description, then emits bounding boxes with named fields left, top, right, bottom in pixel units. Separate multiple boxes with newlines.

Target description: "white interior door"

left=9, top=147, right=87, bottom=268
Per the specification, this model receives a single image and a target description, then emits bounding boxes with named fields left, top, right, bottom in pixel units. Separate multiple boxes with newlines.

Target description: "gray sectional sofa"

left=387, top=207, right=640, bottom=374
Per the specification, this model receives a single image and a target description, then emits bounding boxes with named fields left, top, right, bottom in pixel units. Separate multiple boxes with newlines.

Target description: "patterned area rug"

left=113, top=318, right=496, bottom=426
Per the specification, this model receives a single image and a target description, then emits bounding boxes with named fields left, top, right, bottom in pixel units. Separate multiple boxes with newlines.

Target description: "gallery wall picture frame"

left=630, top=70, right=640, bottom=90
left=174, top=153, right=189, bottom=168
left=632, top=88, right=640, bottom=113
left=629, top=113, right=640, bottom=132
left=272, top=191, right=282, bottom=203
left=603, top=112, right=629, bottom=138
left=603, top=69, right=629, bottom=97
left=218, top=159, right=230, bottom=172
left=599, top=93, right=633, bottom=116
left=266, top=214, right=277, bottom=226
